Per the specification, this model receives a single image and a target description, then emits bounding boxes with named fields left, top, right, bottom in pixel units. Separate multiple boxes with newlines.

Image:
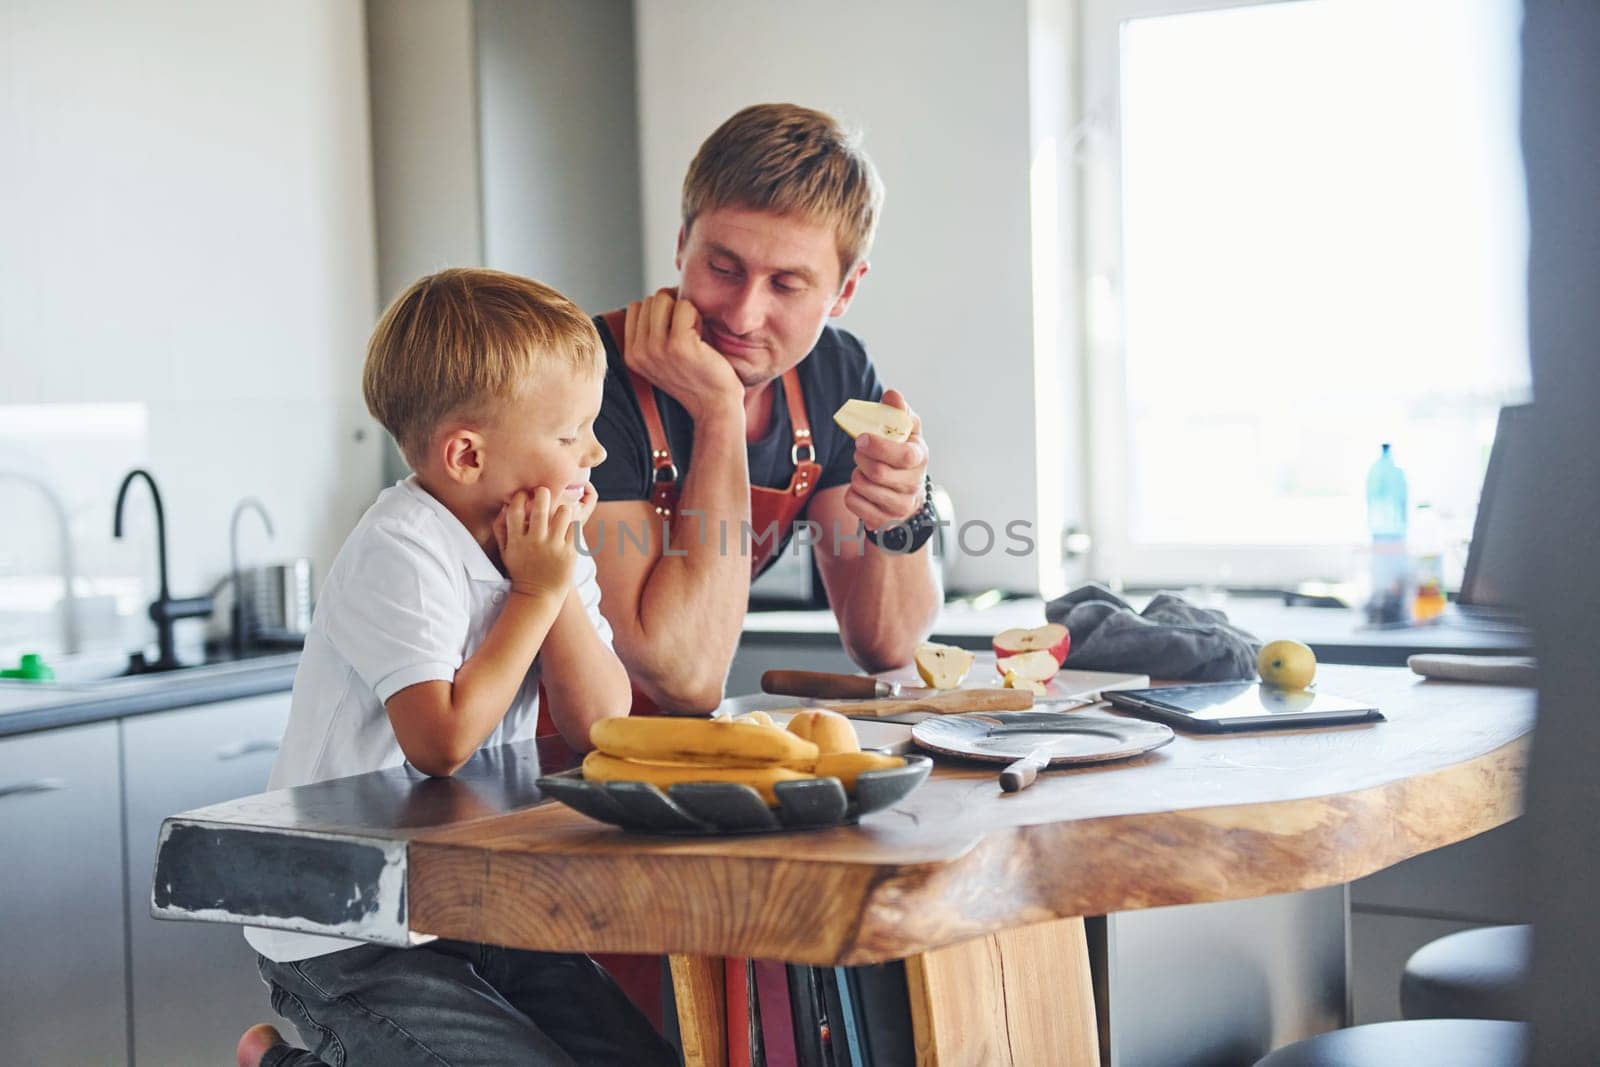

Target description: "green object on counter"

left=0, top=652, right=56, bottom=681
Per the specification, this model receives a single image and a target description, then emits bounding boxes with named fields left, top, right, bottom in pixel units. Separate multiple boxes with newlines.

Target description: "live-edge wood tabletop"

left=403, top=665, right=1533, bottom=965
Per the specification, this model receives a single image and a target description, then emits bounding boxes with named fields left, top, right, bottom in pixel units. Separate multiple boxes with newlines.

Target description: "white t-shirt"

left=245, top=476, right=613, bottom=962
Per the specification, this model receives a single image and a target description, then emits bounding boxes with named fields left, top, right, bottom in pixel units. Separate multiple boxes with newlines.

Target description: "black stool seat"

left=1255, top=1019, right=1527, bottom=1066
left=1402, top=924, right=1532, bottom=1021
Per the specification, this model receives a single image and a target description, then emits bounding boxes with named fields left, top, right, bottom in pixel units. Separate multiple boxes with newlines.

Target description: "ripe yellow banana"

left=590, top=716, right=819, bottom=767
left=581, top=751, right=812, bottom=806
left=814, top=750, right=905, bottom=792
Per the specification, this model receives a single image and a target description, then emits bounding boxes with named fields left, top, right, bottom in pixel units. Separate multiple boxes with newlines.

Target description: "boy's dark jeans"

left=257, top=939, right=679, bottom=1066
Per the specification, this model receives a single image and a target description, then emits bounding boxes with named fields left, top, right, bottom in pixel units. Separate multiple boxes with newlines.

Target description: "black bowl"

left=536, top=754, right=932, bottom=835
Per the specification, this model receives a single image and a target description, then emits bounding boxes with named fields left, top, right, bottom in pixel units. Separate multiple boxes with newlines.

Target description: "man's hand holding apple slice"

left=841, top=389, right=929, bottom=534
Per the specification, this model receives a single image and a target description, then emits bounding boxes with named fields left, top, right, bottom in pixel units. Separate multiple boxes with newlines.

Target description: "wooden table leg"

left=669, top=954, right=727, bottom=1067
left=905, top=916, right=1099, bottom=1066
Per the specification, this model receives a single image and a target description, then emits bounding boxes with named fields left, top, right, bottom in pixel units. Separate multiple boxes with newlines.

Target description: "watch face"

left=880, top=525, right=910, bottom=552
left=868, top=477, right=937, bottom=554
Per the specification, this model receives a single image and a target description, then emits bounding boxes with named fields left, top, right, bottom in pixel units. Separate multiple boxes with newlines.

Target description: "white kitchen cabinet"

left=122, top=692, right=291, bottom=1065
left=0, top=721, right=129, bottom=1065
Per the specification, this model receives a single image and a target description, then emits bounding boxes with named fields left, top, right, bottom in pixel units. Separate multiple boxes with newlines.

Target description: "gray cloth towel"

left=1044, top=583, right=1262, bottom=681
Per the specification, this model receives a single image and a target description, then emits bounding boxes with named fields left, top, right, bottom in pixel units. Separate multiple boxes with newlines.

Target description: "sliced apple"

left=833, top=398, right=914, bottom=442
left=995, top=649, right=1060, bottom=684
left=1001, top=669, right=1047, bottom=695
left=914, top=642, right=975, bottom=689
left=992, top=623, right=1070, bottom=667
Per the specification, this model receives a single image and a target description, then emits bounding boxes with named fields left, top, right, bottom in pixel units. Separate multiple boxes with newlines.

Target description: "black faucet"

left=113, top=469, right=215, bottom=672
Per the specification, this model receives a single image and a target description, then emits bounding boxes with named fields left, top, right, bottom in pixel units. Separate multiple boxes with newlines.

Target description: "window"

left=1081, top=0, right=1529, bottom=588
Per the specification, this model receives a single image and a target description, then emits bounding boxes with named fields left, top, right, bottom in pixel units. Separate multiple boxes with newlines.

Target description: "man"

left=585, top=103, right=942, bottom=712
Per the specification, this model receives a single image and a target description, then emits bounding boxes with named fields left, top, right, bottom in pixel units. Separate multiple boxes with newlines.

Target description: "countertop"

left=154, top=664, right=1533, bottom=957
left=4, top=592, right=1529, bottom=739
left=0, top=651, right=301, bottom=738
left=744, top=594, right=1533, bottom=666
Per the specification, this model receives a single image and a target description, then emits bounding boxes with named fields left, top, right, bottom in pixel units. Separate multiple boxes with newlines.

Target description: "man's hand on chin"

left=622, top=289, right=744, bottom=422
left=844, top=389, right=929, bottom=533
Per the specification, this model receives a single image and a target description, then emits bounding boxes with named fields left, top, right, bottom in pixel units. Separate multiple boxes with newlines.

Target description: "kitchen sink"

left=0, top=648, right=298, bottom=690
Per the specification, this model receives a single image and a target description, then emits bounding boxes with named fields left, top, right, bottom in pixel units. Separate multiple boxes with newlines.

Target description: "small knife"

left=999, top=740, right=1066, bottom=793
left=761, top=669, right=922, bottom=700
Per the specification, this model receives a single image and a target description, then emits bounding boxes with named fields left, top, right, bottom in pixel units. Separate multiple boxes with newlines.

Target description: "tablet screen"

left=1110, top=682, right=1379, bottom=722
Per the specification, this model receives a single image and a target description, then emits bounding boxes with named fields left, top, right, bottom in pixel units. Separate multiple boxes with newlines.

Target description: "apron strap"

left=778, top=366, right=823, bottom=497
left=600, top=308, right=677, bottom=518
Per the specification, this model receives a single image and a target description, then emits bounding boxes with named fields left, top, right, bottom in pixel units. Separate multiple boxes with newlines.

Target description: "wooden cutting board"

left=818, top=687, right=1035, bottom=719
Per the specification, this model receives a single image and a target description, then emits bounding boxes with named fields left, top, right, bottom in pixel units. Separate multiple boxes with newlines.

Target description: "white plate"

left=912, top=710, right=1174, bottom=766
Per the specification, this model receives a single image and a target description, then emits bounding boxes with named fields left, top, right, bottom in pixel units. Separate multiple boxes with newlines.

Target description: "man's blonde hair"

left=363, top=268, right=602, bottom=465
left=682, top=103, right=884, bottom=282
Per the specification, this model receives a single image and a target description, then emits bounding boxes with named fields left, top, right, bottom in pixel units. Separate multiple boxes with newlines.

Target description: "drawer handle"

left=215, top=738, right=281, bottom=761
left=0, top=777, right=67, bottom=799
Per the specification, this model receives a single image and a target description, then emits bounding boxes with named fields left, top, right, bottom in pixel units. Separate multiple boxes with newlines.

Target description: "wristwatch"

left=865, top=475, right=939, bottom=555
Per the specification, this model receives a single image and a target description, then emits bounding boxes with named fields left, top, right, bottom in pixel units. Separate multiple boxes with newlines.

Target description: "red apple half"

left=992, top=623, right=1070, bottom=667
left=995, top=649, right=1060, bottom=684
left=914, top=643, right=975, bottom=689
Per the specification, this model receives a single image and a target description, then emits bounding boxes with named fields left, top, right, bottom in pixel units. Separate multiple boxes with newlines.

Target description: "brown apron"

left=547, top=310, right=826, bottom=1035
left=592, top=307, right=823, bottom=719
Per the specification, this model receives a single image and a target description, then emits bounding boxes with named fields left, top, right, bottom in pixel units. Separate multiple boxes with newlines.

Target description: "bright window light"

left=1115, top=0, right=1528, bottom=565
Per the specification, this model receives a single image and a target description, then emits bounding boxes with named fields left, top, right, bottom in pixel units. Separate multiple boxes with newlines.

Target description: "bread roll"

left=785, top=708, right=861, bottom=755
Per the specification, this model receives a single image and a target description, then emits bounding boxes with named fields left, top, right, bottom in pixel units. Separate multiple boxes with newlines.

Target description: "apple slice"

left=1001, top=669, right=1047, bottom=695
left=833, top=398, right=914, bottom=442
left=914, top=642, right=975, bottom=689
left=992, top=623, right=1071, bottom=667
left=995, top=649, right=1059, bottom=684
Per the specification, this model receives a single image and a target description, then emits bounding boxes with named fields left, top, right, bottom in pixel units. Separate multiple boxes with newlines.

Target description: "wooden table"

left=391, top=666, right=1532, bottom=1064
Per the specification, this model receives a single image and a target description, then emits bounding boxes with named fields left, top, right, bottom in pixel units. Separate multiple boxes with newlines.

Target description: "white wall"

left=633, top=0, right=1047, bottom=593
left=477, top=0, right=643, bottom=314
left=367, top=0, right=484, bottom=303
left=0, top=0, right=383, bottom=658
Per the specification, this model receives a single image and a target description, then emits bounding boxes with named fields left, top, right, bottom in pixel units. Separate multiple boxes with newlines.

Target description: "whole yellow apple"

left=1257, top=639, right=1317, bottom=690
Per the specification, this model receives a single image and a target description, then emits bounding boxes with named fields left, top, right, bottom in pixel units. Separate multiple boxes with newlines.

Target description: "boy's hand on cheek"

left=495, top=488, right=578, bottom=601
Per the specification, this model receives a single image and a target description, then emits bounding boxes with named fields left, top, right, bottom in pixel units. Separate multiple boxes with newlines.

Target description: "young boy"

left=239, top=268, right=676, bottom=1066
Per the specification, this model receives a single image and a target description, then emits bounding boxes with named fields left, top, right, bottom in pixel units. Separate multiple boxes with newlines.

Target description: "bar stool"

left=1401, top=924, right=1532, bottom=1021
left=1253, top=1018, right=1528, bottom=1066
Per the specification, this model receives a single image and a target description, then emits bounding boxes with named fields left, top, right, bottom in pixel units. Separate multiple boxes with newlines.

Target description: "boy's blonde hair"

left=363, top=268, right=602, bottom=465
left=682, top=103, right=884, bottom=283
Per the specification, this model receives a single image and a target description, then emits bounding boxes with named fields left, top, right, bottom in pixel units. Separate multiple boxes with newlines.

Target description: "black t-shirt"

left=589, top=317, right=885, bottom=557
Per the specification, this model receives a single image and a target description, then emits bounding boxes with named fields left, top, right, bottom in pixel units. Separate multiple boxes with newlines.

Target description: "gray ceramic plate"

left=536, top=754, right=932, bottom=835
left=912, top=710, right=1173, bottom=765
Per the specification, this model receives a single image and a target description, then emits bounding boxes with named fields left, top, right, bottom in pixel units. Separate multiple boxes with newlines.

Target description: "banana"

left=814, top=751, right=905, bottom=792
left=590, top=716, right=819, bottom=767
left=582, top=750, right=812, bottom=806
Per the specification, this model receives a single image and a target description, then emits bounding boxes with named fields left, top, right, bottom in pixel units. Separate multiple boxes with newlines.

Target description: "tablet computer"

left=1104, top=682, right=1384, bottom=733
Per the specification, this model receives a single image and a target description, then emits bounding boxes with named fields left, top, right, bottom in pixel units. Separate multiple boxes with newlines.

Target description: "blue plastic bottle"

left=1365, top=444, right=1411, bottom=623
left=1366, top=443, right=1408, bottom=541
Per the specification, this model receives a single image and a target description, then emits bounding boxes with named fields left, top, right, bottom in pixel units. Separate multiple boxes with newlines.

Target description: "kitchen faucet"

left=0, top=470, right=82, bottom=655
left=229, top=497, right=275, bottom=654
left=112, top=468, right=214, bottom=672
